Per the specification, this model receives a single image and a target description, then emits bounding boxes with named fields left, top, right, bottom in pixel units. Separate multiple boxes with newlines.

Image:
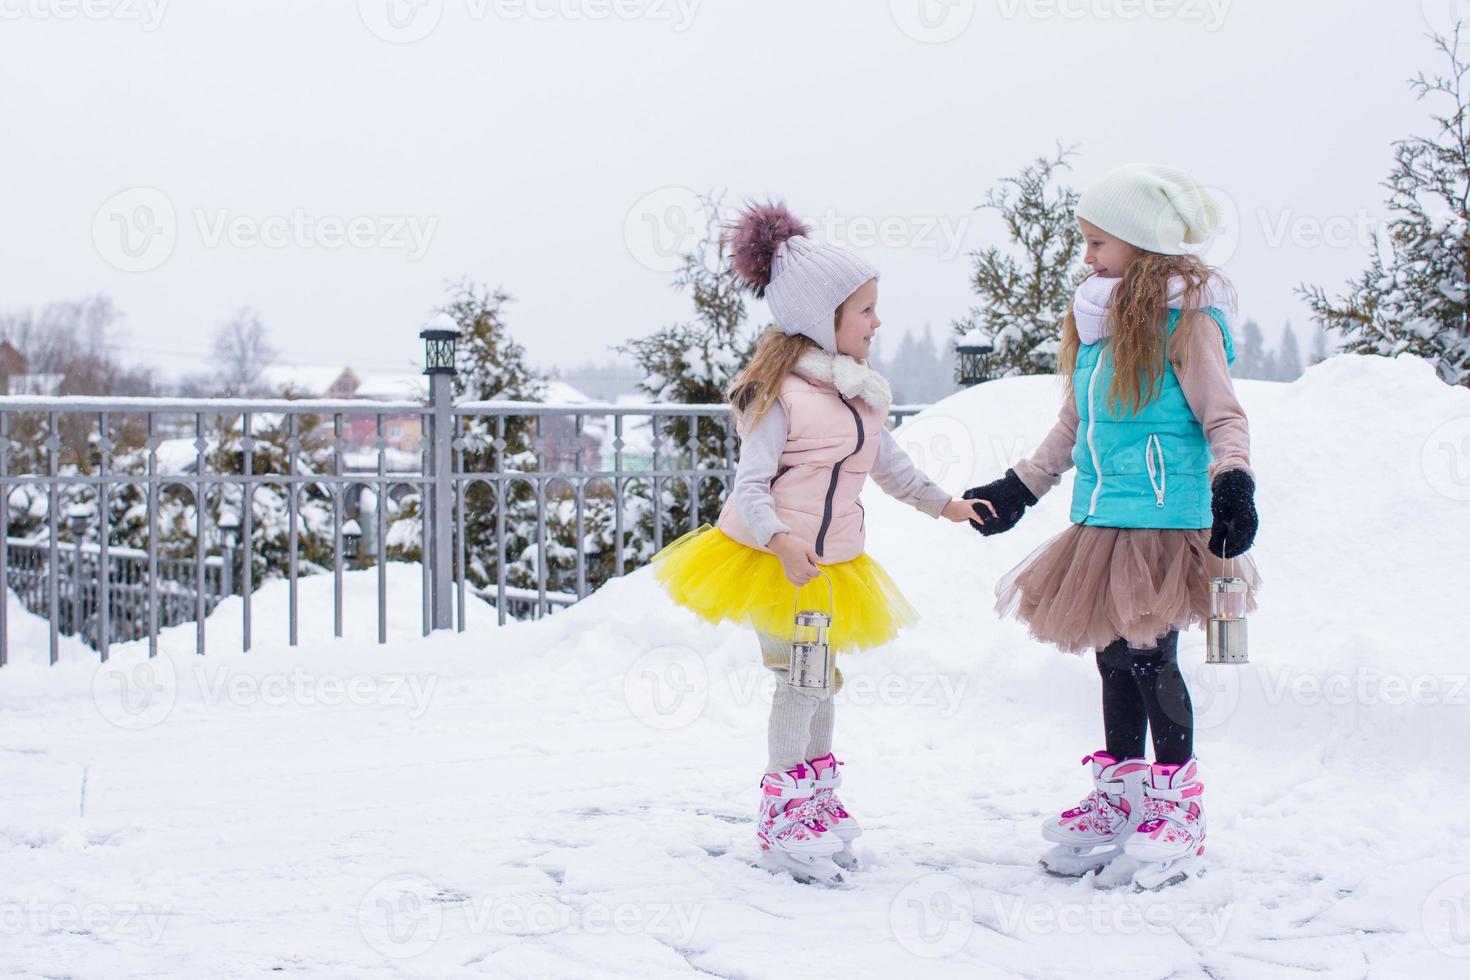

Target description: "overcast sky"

left=0, top=0, right=1450, bottom=384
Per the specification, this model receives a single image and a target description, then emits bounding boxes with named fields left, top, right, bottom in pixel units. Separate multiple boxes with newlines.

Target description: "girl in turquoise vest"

left=964, top=165, right=1261, bottom=890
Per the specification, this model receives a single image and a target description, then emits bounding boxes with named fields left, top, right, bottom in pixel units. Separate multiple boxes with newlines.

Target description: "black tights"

left=1095, top=631, right=1194, bottom=765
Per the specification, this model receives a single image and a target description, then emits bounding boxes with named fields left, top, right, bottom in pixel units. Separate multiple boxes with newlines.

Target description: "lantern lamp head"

left=420, top=313, right=461, bottom=376
left=955, top=329, right=995, bottom=388
left=342, top=518, right=363, bottom=559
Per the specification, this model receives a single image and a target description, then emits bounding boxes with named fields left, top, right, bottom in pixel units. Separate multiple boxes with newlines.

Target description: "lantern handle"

left=793, top=570, right=835, bottom=620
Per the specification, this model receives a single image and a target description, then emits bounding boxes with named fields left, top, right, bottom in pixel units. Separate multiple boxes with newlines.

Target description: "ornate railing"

left=0, top=392, right=926, bottom=667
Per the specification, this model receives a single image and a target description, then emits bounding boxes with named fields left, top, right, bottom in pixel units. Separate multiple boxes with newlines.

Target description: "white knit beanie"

left=727, top=202, right=878, bottom=353
left=1076, top=164, right=1221, bottom=255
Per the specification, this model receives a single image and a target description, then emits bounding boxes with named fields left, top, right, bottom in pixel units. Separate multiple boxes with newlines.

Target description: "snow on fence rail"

left=0, top=392, right=927, bottom=667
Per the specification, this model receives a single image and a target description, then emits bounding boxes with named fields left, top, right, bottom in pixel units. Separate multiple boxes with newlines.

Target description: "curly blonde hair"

left=1059, top=252, right=1232, bottom=416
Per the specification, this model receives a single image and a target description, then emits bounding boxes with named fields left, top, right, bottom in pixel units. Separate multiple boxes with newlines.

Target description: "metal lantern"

left=216, top=508, right=240, bottom=548
left=342, top=518, right=362, bottom=560
left=955, top=329, right=994, bottom=388
left=1206, top=556, right=1249, bottom=664
left=789, top=572, right=835, bottom=692
left=419, top=313, right=461, bottom=376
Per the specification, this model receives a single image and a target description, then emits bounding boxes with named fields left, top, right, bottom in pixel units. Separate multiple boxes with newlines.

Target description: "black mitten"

left=1208, top=469, right=1257, bottom=558
left=962, top=469, right=1038, bottom=537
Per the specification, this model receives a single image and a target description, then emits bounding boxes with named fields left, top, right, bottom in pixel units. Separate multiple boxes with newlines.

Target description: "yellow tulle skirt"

left=650, top=525, right=918, bottom=653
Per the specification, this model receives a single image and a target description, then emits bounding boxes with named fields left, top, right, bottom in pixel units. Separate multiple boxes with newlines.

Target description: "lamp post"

left=955, top=329, right=995, bottom=388
left=66, top=503, right=92, bottom=638
left=217, top=508, right=239, bottom=599
left=342, top=518, right=362, bottom=564
left=420, top=314, right=460, bottom=631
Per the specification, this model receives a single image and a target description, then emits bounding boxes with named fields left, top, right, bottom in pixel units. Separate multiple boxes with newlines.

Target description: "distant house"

left=261, top=364, right=426, bottom=458
left=0, top=342, right=62, bottom=396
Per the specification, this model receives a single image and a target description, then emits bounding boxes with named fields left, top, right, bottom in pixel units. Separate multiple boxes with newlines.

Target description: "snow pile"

left=2, top=354, right=1468, bottom=978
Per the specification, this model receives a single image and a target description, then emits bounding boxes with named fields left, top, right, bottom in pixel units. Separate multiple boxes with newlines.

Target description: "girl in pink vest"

left=652, top=202, right=981, bottom=883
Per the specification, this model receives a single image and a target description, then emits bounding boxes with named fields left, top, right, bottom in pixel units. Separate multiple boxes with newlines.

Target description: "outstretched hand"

left=961, top=469, right=1038, bottom=536
left=943, top=498, right=994, bottom=524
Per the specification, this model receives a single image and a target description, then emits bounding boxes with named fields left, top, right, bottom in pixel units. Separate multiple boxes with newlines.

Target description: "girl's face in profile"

left=835, top=279, right=880, bottom=360
left=1080, top=219, right=1142, bottom=279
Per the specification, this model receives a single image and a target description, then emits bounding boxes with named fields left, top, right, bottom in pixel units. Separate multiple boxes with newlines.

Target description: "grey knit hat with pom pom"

left=726, top=201, right=878, bottom=353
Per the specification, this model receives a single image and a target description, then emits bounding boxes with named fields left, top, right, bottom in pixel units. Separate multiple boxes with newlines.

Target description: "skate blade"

left=758, top=850, right=846, bottom=886
left=1133, top=856, right=1205, bottom=891
left=1039, top=845, right=1121, bottom=878
left=832, top=846, right=859, bottom=872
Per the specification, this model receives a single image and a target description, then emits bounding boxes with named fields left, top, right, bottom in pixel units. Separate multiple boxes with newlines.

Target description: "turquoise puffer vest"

left=1070, top=308, right=1234, bottom=529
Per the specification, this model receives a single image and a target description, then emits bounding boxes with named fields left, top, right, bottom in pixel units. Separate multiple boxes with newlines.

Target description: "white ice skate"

left=808, top=753, right=861, bottom=870
left=756, top=764, right=845, bottom=885
left=1040, top=751, right=1149, bottom=877
left=1125, top=758, right=1206, bottom=890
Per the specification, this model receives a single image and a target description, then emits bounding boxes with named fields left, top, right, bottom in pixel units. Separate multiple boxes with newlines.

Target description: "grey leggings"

left=759, top=633, right=844, bottom=774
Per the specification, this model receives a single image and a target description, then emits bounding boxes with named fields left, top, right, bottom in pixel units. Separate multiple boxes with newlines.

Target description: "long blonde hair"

left=727, top=326, right=824, bottom=430
left=1059, top=252, right=1230, bottom=416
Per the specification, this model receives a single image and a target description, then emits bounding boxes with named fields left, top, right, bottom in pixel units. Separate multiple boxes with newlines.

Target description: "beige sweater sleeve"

left=1172, top=312, right=1253, bottom=482
left=1013, top=396, right=1080, bottom=501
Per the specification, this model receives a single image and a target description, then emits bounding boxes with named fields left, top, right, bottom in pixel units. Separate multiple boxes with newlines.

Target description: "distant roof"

left=261, top=364, right=424, bottom=401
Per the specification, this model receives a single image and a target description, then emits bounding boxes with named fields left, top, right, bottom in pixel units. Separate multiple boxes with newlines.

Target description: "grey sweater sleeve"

left=1013, top=396, right=1081, bottom=501
left=730, top=403, right=792, bottom=547
left=871, top=427, right=952, bottom=517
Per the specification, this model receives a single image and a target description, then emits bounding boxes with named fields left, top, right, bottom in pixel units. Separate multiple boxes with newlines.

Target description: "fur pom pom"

left=726, top=201, right=808, bottom=297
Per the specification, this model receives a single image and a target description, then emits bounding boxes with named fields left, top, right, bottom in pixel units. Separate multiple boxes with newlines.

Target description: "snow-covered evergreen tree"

left=952, top=146, right=1085, bottom=378
left=1299, top=25, right=1470, bottom=388
left=1232, top=318, right=1267, bottom=380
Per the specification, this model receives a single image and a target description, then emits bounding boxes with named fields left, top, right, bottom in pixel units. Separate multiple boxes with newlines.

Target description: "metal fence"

left=0, top=386, right=925, bottom=667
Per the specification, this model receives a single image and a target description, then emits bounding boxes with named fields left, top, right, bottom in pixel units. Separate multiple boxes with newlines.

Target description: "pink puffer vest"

left=717, top=372, right=887, bottom=564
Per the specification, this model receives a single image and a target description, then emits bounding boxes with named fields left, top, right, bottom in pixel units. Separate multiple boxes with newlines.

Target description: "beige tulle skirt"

left=995, top=524, right=1262, bottom=655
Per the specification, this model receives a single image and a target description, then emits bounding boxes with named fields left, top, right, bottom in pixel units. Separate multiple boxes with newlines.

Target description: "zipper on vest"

left=1145, top=434, right=1167, bottom=508
left=815, top=397, right=865, bottom=558
left=770, top=465, right=792, bottom=488
left=1085, top=358, right=1104, bottom=518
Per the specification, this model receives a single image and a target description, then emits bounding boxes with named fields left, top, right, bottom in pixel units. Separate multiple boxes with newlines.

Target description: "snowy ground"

left=3, top=354, right=1469, bottom=979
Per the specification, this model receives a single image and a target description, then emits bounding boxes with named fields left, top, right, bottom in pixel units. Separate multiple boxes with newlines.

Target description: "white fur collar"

left=1073, top=273, right=1237, bottom=345
left=793, top=349, right=893, bottom=416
